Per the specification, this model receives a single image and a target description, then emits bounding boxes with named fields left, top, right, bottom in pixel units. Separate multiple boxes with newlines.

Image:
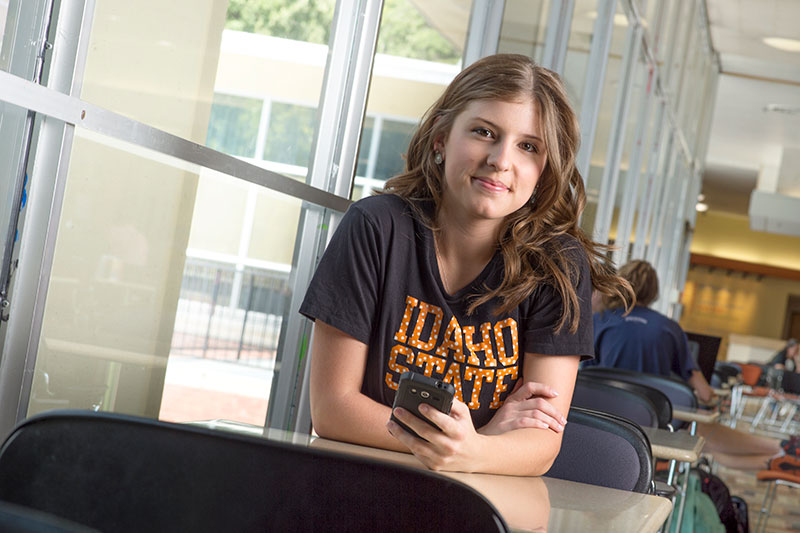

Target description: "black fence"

left=170, top=259, right=291, bottom=366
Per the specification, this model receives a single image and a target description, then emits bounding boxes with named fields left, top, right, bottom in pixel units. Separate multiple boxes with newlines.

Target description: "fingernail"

left=556, top=424, right=564, bottom=431
left=561, top=417, right=568, bottom=425
left=552, top=389, right=559, bottom=397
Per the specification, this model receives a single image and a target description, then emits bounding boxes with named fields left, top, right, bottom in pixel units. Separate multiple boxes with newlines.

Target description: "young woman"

left=300, top=54, right=630, bottom=475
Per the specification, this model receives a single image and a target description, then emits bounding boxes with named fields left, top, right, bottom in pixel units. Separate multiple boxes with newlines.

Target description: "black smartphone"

left=390, top=371, right=455, bottom=439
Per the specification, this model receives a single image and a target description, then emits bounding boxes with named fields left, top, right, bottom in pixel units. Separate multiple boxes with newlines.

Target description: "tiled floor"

left=715, top=463, right=800, bottom=533
left=711, top=399, right=800, bottom=533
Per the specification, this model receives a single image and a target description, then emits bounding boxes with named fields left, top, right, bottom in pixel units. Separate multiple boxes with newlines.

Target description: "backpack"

left=693, top=460, right=749, bottom=533
left=731, top=496, right=750, bottom=533
left=669, top=470, right=724, bottom=533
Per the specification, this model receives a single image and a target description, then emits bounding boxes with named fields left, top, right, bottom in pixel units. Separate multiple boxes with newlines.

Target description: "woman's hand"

left=386, top=399, right=488, bottom=472
left=478, top=380, right=567, bottom=436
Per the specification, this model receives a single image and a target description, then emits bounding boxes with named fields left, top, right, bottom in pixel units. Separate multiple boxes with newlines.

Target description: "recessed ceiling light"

left=763, top=37, right=800, bottom=52
left=696, top=202, right=709, bottom=213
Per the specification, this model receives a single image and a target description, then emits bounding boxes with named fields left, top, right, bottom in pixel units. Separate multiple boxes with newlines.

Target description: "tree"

left=225, top=0, right=334, bottom=44
left=225, top=0, right=460, bottom=64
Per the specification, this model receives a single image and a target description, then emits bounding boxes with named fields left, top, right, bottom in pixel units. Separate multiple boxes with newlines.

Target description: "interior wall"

left=680, top=210, right=800, bottom=359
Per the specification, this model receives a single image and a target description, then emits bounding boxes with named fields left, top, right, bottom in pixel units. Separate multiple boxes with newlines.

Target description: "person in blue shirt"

left=588, top=260, right=798, bottom=470
left=586, top=260, right=715, bottom=403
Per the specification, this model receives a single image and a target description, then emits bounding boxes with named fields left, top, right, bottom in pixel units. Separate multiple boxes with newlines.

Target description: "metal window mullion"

left=591, top=20, right=642, bottom=246
left=0, top=70, right=352, bottom=213
left=657, top=165, right=690, bottom=313
left=692, top=66, right=719, bottom=179
left=266, top=0, right=382, bottom=434
left=612, top=61, right=654, bottom=267
left=673, top=9, right=699, bottom=138
left=540, top=0, right=574, bottom=73
left=254, top=99, right=271, bottom=161
left=463, top=0, right=506, bottom=67
left=631, top=97, right=665, bottom=259
left=365, top=115, right=382, bottom=182
left=0, top=0, right=95, bottom=436
left=646, top=144, right=678, bottom=266
left=575, top=0, right=617, bottom=183
left=670, top=1, right=695, bottom=111
left=660, top=0, right=683, bottom=81
left=670, top=168, right=702, bottom=318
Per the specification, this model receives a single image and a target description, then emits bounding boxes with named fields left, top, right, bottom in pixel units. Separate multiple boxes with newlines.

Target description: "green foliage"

left=224, top=0, right=460, bottom=63
left=225, top=0, right=334, bottom=45
left=377, top=0, right=460, bottom=64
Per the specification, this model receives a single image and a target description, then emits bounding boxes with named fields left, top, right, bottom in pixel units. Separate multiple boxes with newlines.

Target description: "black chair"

left=0, top=410, right=510, bottom=533
left=580, top=367, right=697, bottom=430
left=780, top=370, right=800, bottom=395
left=0, top=501, right=97, bottom=532
left=546, top=407, right=654, bottom=494
left=712, top=361, right=741, bottom=388
left=573, top=373, right=673, bottom=430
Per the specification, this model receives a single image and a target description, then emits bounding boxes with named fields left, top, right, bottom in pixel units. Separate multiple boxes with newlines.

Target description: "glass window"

left=206, top=93, right=262, bottom=157
left=563, top=0, right=629, bottom=116
left=262, top=102, right=316, bottom=168
left=352, top=0, right=469, bottom=201
left=355, top=116, right=375, bottom=178
left=28, top=0, right=337, bottom=427
left=497, top=0, right=549, bottom=62
left=373, top=118, right=416, bottom=182
left=576, top=2, right=631, bottom=237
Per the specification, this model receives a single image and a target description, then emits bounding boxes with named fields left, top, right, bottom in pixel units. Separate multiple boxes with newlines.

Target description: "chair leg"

left=750, top=396, right=772, bottom=432
left=779, top=403, right=797, bottom=433
left=673, top=462, right=691, bottom=533
left=756, top=481, right=777, bottom=533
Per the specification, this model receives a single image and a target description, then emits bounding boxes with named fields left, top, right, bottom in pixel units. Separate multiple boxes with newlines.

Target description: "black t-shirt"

left=300, top=194, right=593, bottom=428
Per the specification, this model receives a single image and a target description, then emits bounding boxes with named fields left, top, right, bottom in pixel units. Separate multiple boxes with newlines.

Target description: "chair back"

left=781, top=370, right=800, bottom=394
left=546, top=407, right=653, bottom=494
left=580, top=367, right=696, bottom=430
left=739, top=363, right=764, bottom=387
left=574, top=374, right=672, bottom=429
left=0, top=410, right=510, bottom=533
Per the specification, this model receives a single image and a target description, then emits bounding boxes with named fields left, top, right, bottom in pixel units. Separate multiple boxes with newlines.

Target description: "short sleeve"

left=522, top=241, right=594, bottom=359
left=299, top=204, right=383, bottom=344
left=671, top=329, right=698, bottom=380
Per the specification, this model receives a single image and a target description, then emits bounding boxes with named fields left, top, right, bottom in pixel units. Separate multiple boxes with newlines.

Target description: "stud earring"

left=434, top=151, right=443, bottom=165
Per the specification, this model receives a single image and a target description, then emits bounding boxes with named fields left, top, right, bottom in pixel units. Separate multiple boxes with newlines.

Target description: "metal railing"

left=170, top=258, right=290, bottom=367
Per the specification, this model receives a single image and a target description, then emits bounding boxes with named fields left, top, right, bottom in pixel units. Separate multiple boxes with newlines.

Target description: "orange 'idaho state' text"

left=385, top=295, right=520, bottom=410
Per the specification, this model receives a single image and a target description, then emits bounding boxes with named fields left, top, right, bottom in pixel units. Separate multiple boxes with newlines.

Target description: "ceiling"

left=702, top=0, right=800, bottom=215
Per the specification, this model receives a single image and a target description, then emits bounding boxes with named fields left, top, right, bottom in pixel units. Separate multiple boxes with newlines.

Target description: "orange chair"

left=730, top=363, right=770, bottom=428
left=739, top=363, right=763, bottom=386
left=755, top=469, right=800, bottom=533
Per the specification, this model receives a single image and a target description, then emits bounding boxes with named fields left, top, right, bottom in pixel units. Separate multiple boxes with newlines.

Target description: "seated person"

left=589, top=260, right=798, bottom=470
left=768, top=338, right=798, bottom=372
left=585, top=260, right=715, bottom=404
left=299, top=54, right=632, bottom=475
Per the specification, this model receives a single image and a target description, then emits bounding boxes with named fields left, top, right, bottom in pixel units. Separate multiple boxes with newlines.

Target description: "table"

left=673, top=406, right=720, bottom=424
left=641, top=426, right=705, bottom=463
left=191, top=422, right=672, bottom=532
left=309, top=437, right=672, bottom=533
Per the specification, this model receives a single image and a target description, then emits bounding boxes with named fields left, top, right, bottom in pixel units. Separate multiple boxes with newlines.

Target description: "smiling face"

left=435, top=98, right=547, bottom=229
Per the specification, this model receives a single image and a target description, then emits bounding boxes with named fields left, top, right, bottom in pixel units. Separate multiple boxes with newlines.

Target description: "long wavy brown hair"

left=382, top=54, right=632, bottom=333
